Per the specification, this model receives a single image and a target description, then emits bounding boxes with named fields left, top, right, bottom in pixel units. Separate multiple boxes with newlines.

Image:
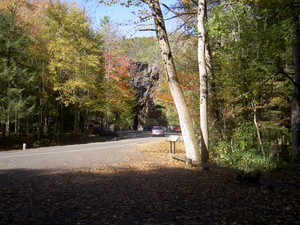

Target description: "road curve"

left=0, top=136, right=166, bottom=171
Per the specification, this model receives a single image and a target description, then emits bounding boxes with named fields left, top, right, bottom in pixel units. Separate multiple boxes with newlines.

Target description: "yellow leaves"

left=181, top=0, right=193, bottom=5
left=44, top=2, right=104, bottom=110
left=269, top=97, right=285, bottom=108
left=49, top=73, right=84, bottom=106
left=53, top=78, right=92, bottom=106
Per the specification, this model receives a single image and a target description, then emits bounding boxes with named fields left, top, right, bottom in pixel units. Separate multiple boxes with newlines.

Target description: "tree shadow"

left=0, top=167, right=300, bottom=225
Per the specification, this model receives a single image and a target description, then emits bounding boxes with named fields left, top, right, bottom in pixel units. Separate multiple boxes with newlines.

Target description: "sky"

left=64, top=0, right=178, bottom=37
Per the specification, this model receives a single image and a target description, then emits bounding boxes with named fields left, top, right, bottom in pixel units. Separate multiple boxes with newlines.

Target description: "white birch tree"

left=197, top=0, right=209, bottom=162
left=146, top=0, right=200, bottom=163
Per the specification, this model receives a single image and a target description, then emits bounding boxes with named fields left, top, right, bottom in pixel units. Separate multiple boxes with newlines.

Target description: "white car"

left=152, top=126, right=165, bottom=137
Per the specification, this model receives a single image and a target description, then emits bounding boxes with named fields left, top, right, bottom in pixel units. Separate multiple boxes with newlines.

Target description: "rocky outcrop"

left=130, top=61, right=167, bottom=130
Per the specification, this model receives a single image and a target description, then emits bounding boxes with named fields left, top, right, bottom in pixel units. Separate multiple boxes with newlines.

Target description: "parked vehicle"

left=89, top=124, right=119, bottom=138
left=173, top=126, right=181, bottom=133
left=152, top=126, right=165, bottom=137
left=170, top=125, right=181, bottom=133
left=143, top=126, right=153, bottom=131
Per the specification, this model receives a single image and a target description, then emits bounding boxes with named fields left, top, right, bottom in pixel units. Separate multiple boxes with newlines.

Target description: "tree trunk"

left=291, top=2, right=300, bottom=163
left=252, top=100, right=265, bottom=159
left=38, top=61, right=46, bottom=140
left=1, top=123, right=5, bottom=138
left=148, top=0, right=200, bottom=163
left=197, top=0, right=209, bottom=163
left=83, top=109, right=89, bottom=136
left=74, top=103, right=80, bottom=133
left=6, top=114, right=10, bottom=137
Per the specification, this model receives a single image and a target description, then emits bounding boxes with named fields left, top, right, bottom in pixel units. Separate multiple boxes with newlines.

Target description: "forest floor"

left=1, top=141, right=300, bottom=225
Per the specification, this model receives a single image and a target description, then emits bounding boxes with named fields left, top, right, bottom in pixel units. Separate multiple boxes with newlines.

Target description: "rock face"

left=130, top=61, right=167, bottom=130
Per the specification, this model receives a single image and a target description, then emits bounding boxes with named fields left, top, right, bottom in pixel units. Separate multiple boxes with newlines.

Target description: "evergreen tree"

left=0, top=9, right=37, bottom=137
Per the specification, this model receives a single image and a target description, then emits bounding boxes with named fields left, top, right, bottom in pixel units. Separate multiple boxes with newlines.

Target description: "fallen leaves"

left=0, top=140, right=300, bottom=224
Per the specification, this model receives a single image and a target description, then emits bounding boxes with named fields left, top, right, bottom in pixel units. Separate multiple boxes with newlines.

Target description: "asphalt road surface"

left=0, top=132, right=177, bottom=188
left=0, top=136, right=166, bottom=171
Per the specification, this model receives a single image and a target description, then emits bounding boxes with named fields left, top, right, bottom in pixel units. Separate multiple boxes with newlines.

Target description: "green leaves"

left=46, top=2, right=103, bottom=110
left=206, top=1, right=293, bottom=169
left=0, top=9, right=37, bottom=128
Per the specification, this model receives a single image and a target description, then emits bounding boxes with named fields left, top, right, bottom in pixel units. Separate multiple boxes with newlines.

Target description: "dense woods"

left=0, top=0, right=299, bottom=171
left=0, top=0, right=137, bottom=147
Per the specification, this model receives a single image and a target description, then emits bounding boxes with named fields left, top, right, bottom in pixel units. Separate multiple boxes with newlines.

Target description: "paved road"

left=0, top=136, right=166, bottom=171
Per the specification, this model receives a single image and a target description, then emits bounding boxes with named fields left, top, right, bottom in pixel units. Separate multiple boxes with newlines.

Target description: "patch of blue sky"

left=64, top=0, right=179, bottom=38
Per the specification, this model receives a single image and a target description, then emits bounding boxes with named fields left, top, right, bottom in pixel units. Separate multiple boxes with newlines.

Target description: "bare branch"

left=138, top=28, right=156, bottom=32
left=161, top=3, right=196, bottom=27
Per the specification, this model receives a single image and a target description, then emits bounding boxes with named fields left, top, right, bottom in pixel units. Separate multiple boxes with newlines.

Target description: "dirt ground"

left=1, top=141, right=300, bottom=225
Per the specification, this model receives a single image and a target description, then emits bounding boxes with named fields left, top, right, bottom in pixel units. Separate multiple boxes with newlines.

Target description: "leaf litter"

left=1, top=140, right=300, bottom=225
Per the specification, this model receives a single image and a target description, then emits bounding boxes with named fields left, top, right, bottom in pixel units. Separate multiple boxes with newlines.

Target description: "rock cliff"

left=130, top=61, right=167, bottom=130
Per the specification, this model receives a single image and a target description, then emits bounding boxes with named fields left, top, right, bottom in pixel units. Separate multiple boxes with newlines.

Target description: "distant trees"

left=0, top=0, right=136, bottom=145
left=98, top=16, right=136, bottom=130
left=1, top=0, right=299, bottom=169
left=122, top=37, right=160, bottom=64
left=46, top=2, right=104, bottom=133
left=0, top=7, right=37, bottom=137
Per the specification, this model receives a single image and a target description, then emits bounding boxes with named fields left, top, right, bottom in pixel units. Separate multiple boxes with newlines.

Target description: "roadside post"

left=166, top=135, right=180, bottom=154
left=167, top=135, right=192, bottom=166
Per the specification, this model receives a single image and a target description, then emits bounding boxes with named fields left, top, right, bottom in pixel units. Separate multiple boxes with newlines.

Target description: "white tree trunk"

left=148, top=0, right=200, bottom=163
left=197, top=0, right=209, bottom=162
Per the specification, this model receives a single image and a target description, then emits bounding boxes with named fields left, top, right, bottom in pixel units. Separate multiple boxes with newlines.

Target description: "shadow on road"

left=1, top=166, right=299, bottom=225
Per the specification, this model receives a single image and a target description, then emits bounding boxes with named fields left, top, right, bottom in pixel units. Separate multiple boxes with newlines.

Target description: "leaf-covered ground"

left=1, top=141, right=300, bottom=225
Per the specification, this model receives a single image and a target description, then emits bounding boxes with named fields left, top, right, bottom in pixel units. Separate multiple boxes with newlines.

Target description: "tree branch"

left=280, top=69, right=298, bottom=88
left=253, top=69, right=298, bottom=99
left=138, top=28, right=156, bottom=32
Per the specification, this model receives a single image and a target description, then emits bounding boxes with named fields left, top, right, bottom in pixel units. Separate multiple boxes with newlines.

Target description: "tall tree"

left=161, top=0, right=212, bottom=163
left=146, top=0, right=200, bottom=162
left=0, top=8, right=37, bottom=137
left=197, top=0, right=209, bottom=162
left=46, top=2, right=103, bottom=133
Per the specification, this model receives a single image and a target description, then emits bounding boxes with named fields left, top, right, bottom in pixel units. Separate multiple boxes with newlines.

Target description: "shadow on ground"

left=1, top=166, right=300, bottom=225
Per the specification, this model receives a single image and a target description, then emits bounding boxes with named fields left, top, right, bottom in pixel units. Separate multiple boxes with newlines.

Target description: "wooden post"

left=166, top=135, right=180, bottom=154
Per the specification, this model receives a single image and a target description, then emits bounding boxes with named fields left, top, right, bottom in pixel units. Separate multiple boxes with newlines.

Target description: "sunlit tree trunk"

left=148, top=0, right=200, bottom=163
left=197, top=0, right=209, bottom=163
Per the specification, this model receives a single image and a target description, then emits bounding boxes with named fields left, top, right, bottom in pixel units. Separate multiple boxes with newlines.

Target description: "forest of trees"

left=0, top=0, right=299, bottom=171
left=0, top=0, right=138, bottom=144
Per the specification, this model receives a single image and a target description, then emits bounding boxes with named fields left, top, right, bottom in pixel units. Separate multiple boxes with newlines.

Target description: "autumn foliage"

left=0, top=0, right=136, bottom=141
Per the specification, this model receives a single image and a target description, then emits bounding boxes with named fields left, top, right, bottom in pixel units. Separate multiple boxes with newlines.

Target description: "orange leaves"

left=104, top=53, right=132, bottom=79
left=103, top=53, right=134, bottom=98
left=0, top=0, right=50, bottom=37
left=155, top=70, right=198, bottom=107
